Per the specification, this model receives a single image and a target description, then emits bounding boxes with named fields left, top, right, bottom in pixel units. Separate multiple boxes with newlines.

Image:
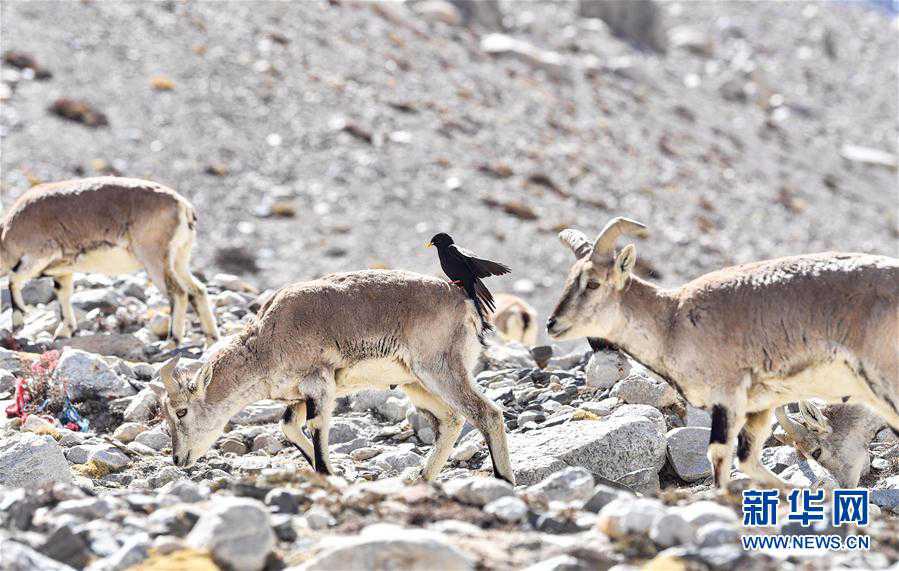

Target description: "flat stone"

left=443, top=477, right=514, bottom=507
left=296, top=524, right=474, bottom=570
left=0, top=433, right=72, bottom=487
left=666, top=427, right=712, bottom=482
left=507, top=417, right=666, bottom=487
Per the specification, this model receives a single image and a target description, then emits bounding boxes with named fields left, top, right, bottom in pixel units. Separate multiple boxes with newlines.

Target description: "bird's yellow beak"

left=426, top=242, right=433, bottom=248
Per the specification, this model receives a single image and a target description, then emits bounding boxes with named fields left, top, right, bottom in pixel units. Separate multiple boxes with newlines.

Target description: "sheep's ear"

left=612, top=244, right=636, bottom=290
left=158, top=356, right=182, bottom=395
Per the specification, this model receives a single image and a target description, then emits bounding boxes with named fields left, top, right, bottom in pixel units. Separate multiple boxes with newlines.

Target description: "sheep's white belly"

left=68, top=246, right=143, bottom=275
left=336, top=358, right=416, bottom=395
left=750, top=360, right=865, bottom=410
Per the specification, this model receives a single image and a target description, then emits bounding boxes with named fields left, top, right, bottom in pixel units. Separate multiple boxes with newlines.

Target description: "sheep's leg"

left=305, top=372, right=337, bottom=476
left=280, top=401, right=315, bottom=470
left=708, top=383, right=749, bottom=489
left=402, top=382, right=464, bottom=481
left=51, top=273, right=76, bottom=338
left=736, top=409, right=790, bottom=488
left=171, top=241, right=219, bottom=341
left=164, top=272, right=188, bottom=343
left=412, top=357, right=515, bottom=485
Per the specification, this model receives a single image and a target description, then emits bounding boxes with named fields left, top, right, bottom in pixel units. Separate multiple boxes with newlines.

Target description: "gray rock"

left=113, top=422, right=148, bottom=444
left=231, top=400, right=287, bottom=425
left=377, top=396, right=410, bottom=423
left=450, top=440, right=480, bottom=462
left=666, top=427, right=712, bottom=482
left=54, top=348, right=136, bottom=401
left=671, top=501, right=738, bottom=528
left=583, top=484, right=627, bottom=513
left=122, top=388, right=159, bottom=423
left=350, top=389, right=399, bottom=412
left=597, top=497, right=667, bottom=539
left=305, top=506, right=335, bottom=530
left=65, top=444, right=131, bottom=470
left=0, top=368, right=15, bottom=393
left=609, top=404, right=666, bottom=435
left=480, top=34, right=573, bottom=82
left=686, top=405, right=711, bottom=428
left=522, top=555, right=583, bottom=571
left=0, top=539, right=78, bottom=571
left=294, top=524, right=474, bottom=571
left=53, top=333, right=147, bottom=361
left=0, top=433, right=72, bottom=486
left=526, top=466, right=594, bottom=505
left=187, top=497, right=274, bottom=571
left=872, top=475, right=899, bottom=511
left=443, top=477, right=514, bottom=506
left=265, top=488, right=304, bottom=514
left=650, top=512, right=696, bottom=547
left=150, top=466, right=185, bottom=488
left=577, top=0, right=667, bottom=52
left=54, top=497, right=114, bottom=519
left=610, top=375, right=677, bottom=409
left=159, top=479, right=208, bottom=503
left=584, top=350, right=630, bottom=389
left=760, top=446, right=801, bottom=473
left=252, top=433, right=284, bottom=453
left=0, top=348, right=23, bottom=374
left=22, top=277, right=55, bottom=305
left=70, top=288, right=123, bottom=312
left=482, top=341, right=536, bottom=369
left=507, top=416, right=666, bottom=487
left=696, top=522, right=740, bottom=547
left=88, top=536, right=149, bottom=571
left=484, top=495, right=528, bottom=523
left=780, top=460, right=840, bottom=488
left=407, top=409, right=437, bottom=444
left=134, top=425, right=171, bottom=451
left=332, top=438, right=368, bottom=454
left=329, top=418, right=367, bottom=444
left=376, top=449, right=423, bottom=472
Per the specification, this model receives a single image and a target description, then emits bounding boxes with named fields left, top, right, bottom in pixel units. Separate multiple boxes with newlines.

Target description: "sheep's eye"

left=586, top=281, right=601, bottom=290
left=811, top=448, right=822, bottom=460
left=176, top=409, right=188, bottom=419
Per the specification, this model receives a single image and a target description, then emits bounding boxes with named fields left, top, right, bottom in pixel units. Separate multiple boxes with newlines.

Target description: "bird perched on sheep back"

left=427, top=233, right=510, bottom=332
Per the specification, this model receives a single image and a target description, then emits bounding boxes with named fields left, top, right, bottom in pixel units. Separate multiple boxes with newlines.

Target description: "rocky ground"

left=2, top=1, right=898, bottom=570
left=0, top=273, right=898, bottom=570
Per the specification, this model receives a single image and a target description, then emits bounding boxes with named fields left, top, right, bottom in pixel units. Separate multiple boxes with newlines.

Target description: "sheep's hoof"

left=400, top=466, right=425, bottom=485
left=52, top=323, right=73, bottom=340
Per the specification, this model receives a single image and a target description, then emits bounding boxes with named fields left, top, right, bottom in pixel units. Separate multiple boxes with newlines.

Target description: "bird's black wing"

left=450, top=245, right=511, bottom=278
left=474, top=278, right=497, bottom=313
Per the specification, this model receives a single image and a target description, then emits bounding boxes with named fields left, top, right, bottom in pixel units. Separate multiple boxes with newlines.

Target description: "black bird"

left=427, top=233, right=510, bottom=330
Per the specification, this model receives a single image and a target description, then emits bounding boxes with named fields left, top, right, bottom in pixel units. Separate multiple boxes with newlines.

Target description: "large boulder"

left=54, top=348, right=136, bottom=401
left=293, top=524, right=474, bottom=571
left=187, top=497, right=274, bottom=571
left=577, top=0, right=667, bottom=52
left=231, top=400, right=287, bottom=425
left=0, top=539, right=77, bottom=571
left=507, top=416, right=666, bottom=487
left=666, top=427, right=712, bottom=482
left=0, top=433, right=72, bottom=487
left=52, top=333, right=146, bottom=361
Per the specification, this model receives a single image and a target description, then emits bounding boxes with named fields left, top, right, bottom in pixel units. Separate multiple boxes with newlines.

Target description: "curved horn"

left=592, top=217, right=648, bottom=257
left=558, top=229, right=592, bottom=259
left=158, top=355, right=181, bottom=395
left=798, top=400, right=831, bottom=434
left=775, top=405, right=810, bottom=446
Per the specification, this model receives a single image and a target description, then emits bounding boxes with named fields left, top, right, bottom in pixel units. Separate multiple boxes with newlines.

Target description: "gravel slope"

left=2, top=1, right=896, bottom=328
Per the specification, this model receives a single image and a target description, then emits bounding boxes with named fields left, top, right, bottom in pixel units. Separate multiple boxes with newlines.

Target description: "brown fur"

left=155, top=270, right=516, bottom=484
left=491, top=293, right=538, bottom=346
left=1, top=177, right=219, bottom=342
left=549, top=218, right=898, bottom=488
